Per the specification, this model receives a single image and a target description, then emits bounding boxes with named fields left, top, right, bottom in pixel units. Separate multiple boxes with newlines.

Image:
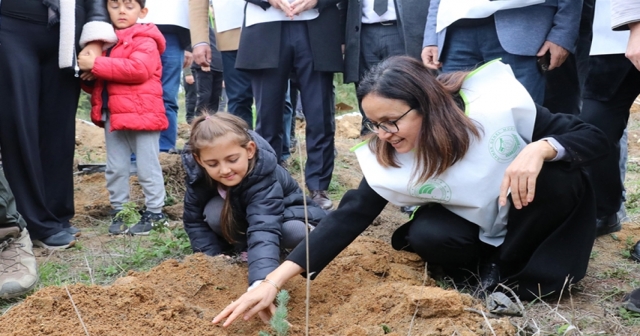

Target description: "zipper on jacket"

left=73, top=46, right=80, bottom=77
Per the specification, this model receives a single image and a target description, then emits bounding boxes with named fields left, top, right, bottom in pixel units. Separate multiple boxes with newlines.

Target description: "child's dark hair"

left=137, top=0, right=145, bottom=8
left=190, top=112, right=256, bottom=243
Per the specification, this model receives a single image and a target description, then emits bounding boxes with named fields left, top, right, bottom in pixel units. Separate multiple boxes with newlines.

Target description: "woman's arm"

left=499, top=104, right=608, bottom=209
left=213, top=177, right=388, bottom=326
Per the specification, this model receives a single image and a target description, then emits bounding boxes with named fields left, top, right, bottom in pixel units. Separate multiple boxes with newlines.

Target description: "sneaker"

left=63, top=226, right=81, bottom=237
left=622, top=288, right=640, bottom=313
left=127, top=211, right=167, bottom=236
left=109, top=210, right=127, bottom=235
left=32, top=230, right=76, bottom=250
left=310, top=190, right=334, bottom=211
left=0, top=227, right=38, bottom=299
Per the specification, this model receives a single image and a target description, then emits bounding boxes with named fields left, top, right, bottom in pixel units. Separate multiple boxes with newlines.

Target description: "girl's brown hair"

left=189, top=112, right=255, bottom=243
left=357, top=56, right=480, bottom=184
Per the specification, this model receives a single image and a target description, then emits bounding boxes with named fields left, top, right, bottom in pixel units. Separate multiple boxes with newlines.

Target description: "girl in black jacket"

left=182, top=113, right=326, bottom=291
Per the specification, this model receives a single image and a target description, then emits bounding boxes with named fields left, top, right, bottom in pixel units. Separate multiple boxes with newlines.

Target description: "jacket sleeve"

left=244, top=178, right=286, bottom=285
left=422, top=0, right=440, bottom=48
left=189, top=0, right=211, bottom=47
left=183, top=181, right=225, bottom=256
left=611, top=0, right=640, bottom=30
left=532, top=104, right=609, bottom=169
left=92, top=37, right=160, bottom=84
left=79, top=0, right=118, bottom=48
left=544, top=0, right=582, bottom=53
left=286, top=177, right=389, bottom=279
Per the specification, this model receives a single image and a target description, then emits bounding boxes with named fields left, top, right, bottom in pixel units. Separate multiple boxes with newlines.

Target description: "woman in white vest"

left=212, top=56, right=608, bottom=326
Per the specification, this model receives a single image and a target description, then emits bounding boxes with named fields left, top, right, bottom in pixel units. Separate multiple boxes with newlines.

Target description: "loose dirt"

left=2, top=112, right=640, bottom=335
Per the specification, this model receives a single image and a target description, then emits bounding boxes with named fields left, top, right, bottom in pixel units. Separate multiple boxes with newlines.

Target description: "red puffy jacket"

left=88, top=23, right=168, bottom=132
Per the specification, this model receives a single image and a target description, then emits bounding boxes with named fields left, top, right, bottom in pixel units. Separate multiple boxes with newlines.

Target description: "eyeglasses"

left=364, top=108, right=414, bottom=134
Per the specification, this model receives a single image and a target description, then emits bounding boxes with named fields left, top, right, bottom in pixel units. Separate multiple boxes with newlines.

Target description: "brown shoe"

left=0, top=227, right=38, bottom=299
left=310, top=190, right=334, bottom=211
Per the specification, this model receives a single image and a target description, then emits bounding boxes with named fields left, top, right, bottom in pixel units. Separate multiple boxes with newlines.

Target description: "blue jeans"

left=221, top=51, right=254, bottom=129
left=159, top=33, right=184, bottom=152
left=281, top=82, right=293, bottom=162
left=441, top=20, right=545, bottom=104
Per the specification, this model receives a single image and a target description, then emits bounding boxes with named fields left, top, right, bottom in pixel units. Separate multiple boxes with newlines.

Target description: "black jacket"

left=287, top=105, right=608, bottom=294
left=236, top=0, right=345, bottom=72
left=182, top=131, right=326, bottom=284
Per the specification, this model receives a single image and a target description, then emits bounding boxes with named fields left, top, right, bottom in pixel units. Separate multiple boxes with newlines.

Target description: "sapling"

left=114, top=201, right=141, bottom=228
left=259, top=290, right=290, bottom=336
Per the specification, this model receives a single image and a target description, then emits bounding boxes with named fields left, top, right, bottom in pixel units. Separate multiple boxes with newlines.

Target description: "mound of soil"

left=1, top=238, right=513, bottom=336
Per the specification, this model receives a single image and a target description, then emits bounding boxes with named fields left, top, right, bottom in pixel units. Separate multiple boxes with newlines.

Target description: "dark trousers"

left=221, top=50, right=254, bottom=129
left=0, top=15, right=78, bottom=240
left=581, top=57, right=640, bottom=218
left=394, top=163, right=585, bottom=297
left=251, top=21, right=335, bottom=190
left=184, top=73, right=197, bottom=124
left=543, top=0, right=594, bottom=115
left=0, top=170, right=27, bottom=230
left=356, top=23, right=406, bottom=135
left=194, top=68, right=223, bottom=116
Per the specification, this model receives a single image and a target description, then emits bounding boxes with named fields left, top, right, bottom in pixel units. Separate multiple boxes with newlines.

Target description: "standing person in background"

left=194, top=24, right=224, bottom=116
left=235, top=0, right=345, bottom=211
left=543, top=0, right=595, bottom=115
left=421, top=0, right=582, bottom=104
left=140, top=0, right=193, bottom=153
left=190, top=0, right=254, bottom=129
left=0, top=0, right=117, bottom=249
left=344, top=0, right=429, bottom=136
left=602, top=0, right=640, bottom=312
left=184, top=65, right=198, bottom=124
left=582, top=0, right=640, bottom=237
left=0, top=169, right=37, bottom=299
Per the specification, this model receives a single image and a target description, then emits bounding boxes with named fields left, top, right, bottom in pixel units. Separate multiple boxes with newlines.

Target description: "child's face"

left=195, top=138, right=256, bottom=188
left=107, top=0, right=148, bottom=30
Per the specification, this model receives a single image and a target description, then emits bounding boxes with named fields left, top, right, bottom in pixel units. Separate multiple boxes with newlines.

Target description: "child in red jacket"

left=78, top=0, right=168, bottom=235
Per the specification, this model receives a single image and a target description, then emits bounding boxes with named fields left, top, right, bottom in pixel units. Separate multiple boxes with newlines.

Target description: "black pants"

left=194, top=68, right=223, bottom=116
left=251, top=21, right=335, bottom=190
left=0, top=15, right=78, bottom=240
left=393, top=163, right=586, bottom=298
left=184, top=72, right=197, bottom=124
left=581, top=56, right=640, bottom=218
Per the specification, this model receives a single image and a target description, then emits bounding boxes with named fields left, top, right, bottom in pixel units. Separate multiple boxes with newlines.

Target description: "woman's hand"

left=212, top=282, right=278, bottom=326
left=499, top=140, right=557, bottom=209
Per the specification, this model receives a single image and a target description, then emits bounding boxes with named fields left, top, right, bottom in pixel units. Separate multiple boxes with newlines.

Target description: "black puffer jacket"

left=182, top=131, right=326, bottom=284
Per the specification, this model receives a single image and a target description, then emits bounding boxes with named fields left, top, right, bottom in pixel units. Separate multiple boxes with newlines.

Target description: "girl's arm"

left=183, top=182, right=225, bottom=256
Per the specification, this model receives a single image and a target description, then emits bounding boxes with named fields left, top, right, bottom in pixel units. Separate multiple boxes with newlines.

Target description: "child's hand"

left=80, top=72, right=96, bottom=81
left=78, top=49, right=98, bottom=71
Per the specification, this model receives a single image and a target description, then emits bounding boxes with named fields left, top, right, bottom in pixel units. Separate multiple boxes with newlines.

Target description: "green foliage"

left=556, top=323, right=571, bottom=335
left=333, top=73, right=358, bottom=115
left=381, top=324, right=392, bottom=334
left=115, top=202, right=141, bottom=227
left=259, top=290, right=290, bottom=336
left=39, top=262, right=72, bottom=287
left=76, top=91, right=92, bottom=121
left=619, top=307, right=640, bottom=326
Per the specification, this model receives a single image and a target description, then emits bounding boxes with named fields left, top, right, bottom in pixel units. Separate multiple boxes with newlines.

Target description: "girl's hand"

left=212, top=282, right=277, bottom=326
left=499, top=140, right=557, bottom=209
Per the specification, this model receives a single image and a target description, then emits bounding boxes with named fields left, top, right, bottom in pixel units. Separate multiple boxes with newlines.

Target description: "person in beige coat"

left=189, top=0, right=254, bottom=127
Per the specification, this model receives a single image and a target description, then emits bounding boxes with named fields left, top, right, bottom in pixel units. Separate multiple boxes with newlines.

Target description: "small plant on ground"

left=259, top=290, right=290, bottom=336
left=114, top=202, right=141, bottom=228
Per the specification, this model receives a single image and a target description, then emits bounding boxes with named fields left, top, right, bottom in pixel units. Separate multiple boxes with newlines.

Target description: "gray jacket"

left=343, top=0, right=430, bottom=83
left=611, top=0, right=640, bottom=30
left=423, top=0, right=582, bottom=57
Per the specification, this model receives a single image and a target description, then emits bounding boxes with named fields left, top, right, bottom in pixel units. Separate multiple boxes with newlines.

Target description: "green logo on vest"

left=411, top=178, right=452, bottom=203
left=489, top=126, right=522, bottom=163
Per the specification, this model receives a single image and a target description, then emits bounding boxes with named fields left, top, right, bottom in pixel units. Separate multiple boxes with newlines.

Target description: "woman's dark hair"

left=357, top=56, right=480, bottom=184
left=189, top=112, right=256, bottom=243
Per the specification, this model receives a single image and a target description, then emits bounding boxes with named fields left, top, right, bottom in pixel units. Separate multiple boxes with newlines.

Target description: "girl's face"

left=361, top=94, right=423, bottom=154
left=195, top=137, right=256, bottom=188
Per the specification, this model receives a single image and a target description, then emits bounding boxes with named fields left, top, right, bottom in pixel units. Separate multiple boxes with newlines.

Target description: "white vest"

left=354, top=60, right=537, bottom=246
